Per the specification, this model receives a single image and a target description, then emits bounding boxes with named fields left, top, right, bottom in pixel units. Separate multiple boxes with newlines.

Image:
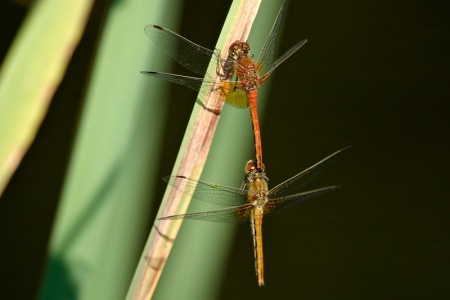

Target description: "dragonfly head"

left=228, top=41, right=251, bottom=60
left=245, top=160, right=267, bottom=179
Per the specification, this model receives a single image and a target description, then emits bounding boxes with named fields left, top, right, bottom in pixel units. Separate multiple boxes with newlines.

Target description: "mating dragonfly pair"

left=143, top=0, right=347, bottom=286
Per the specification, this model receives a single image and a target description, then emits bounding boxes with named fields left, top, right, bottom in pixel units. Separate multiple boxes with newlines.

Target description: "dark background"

left=1, top=0, right=449, bottom=299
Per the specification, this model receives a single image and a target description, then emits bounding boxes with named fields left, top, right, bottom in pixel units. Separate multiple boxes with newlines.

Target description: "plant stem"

left=126, top=0, right=262, bottom=298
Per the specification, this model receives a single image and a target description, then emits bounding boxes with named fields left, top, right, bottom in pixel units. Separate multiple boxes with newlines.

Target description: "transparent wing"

left=165, top=176, right=248, bottom=206
left=141, top=71, right=248, bottom=108
left=264, top=186, right=340, bottom=215
left=144, top=24, right=217, bottom=76
left=269, top=147, right=351, bottom=198
left=158, top=204, right=253, bottom=223
left=144, top=25, right=250, bottom=108
left=256, top=0, right=288, bottom=76
left=260, top=39, right=308, bottom=81
left=140, top=72, right=204, bottom=91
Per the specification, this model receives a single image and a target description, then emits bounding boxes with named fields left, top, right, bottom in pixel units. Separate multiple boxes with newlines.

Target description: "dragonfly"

left=159, top=147, right=349, bottom=286
left=142, top=0, right=308, bottom=171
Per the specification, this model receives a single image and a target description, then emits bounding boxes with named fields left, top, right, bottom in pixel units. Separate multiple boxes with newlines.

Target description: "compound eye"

left=245, top=160, right=256, bottom=174
left=228, top=41, right=241, bottom=59
left=241, top=42, right=250, bottom=54
left=259, top=162, right=265, bottom=171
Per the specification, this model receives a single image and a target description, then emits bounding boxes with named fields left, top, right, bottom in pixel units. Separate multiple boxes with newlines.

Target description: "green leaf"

left=0, top=0, right=94, bottom=196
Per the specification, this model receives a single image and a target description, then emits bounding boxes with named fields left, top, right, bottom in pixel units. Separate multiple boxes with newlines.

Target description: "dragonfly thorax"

left=245, top=160, right=269, bottom=205
left=239, top=64, right=259, bottom=92
left=248, top=177, right=269, bottom=205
